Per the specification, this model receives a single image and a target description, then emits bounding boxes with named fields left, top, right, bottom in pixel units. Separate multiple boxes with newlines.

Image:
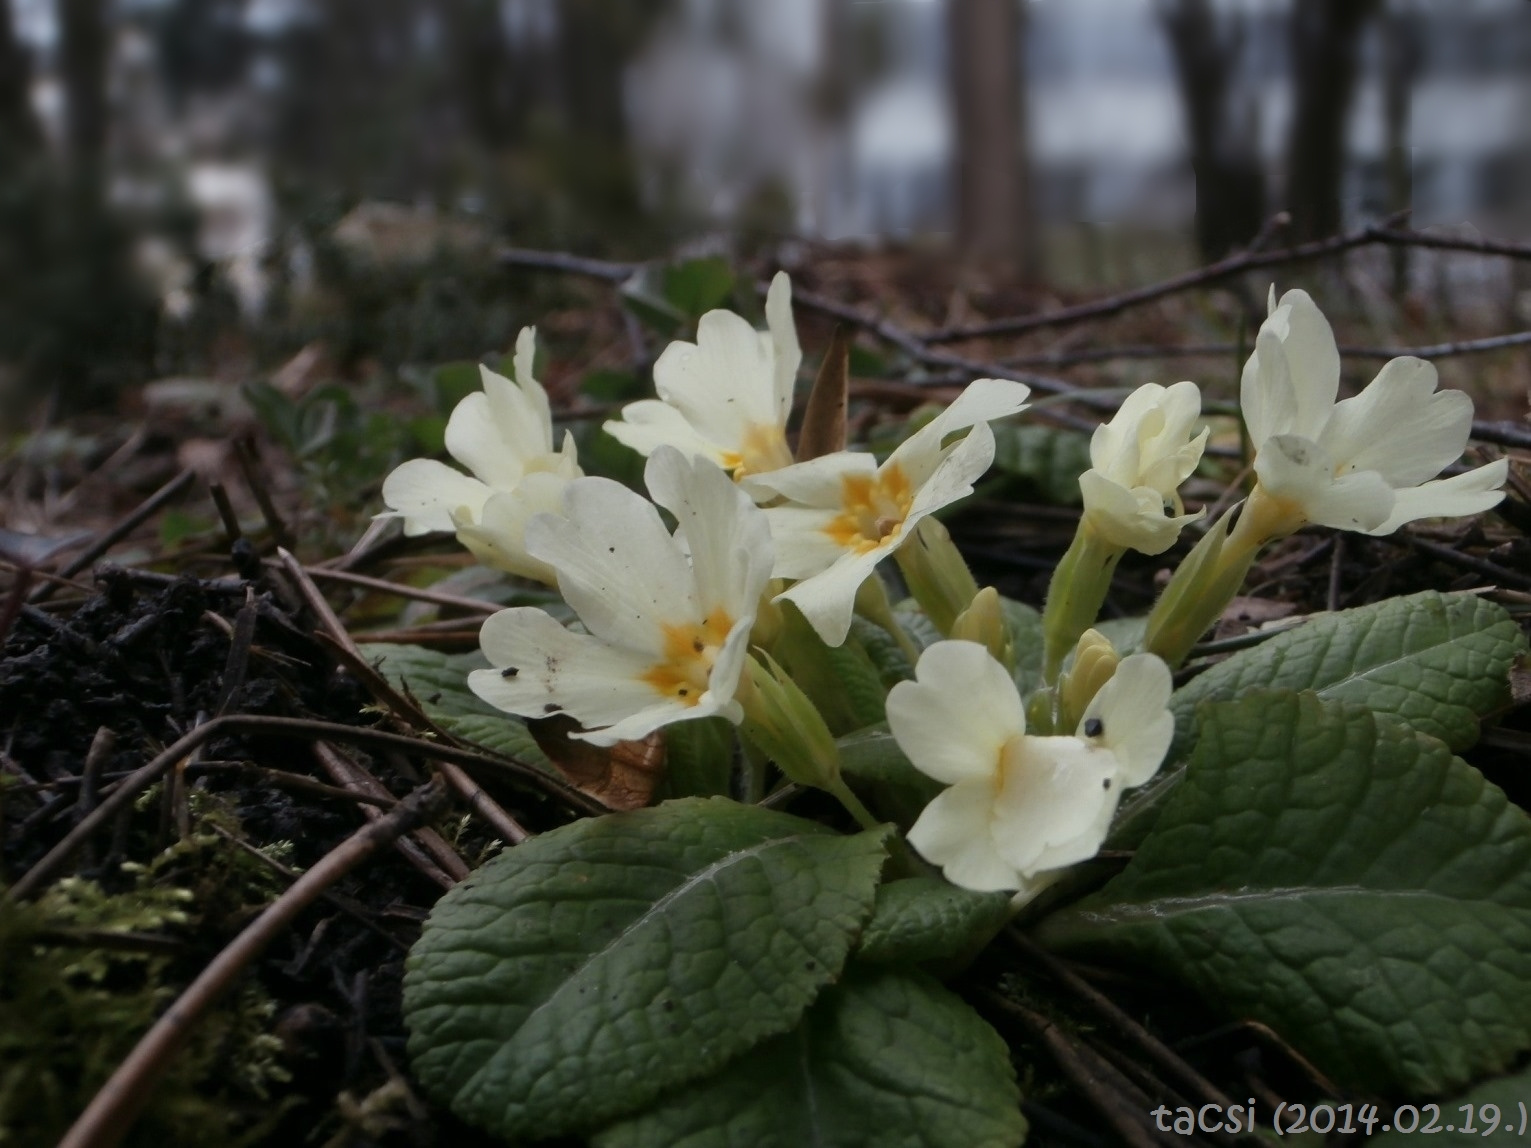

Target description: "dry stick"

left=205, top=821, right=407, bottom=950
left=27, top=469, right=199, bottom=603
left=983, top=993, right=1166, bottom=1148
left=1370, top=226, right=1531, bottom=260
left=207, top=480, right=242, bottom=542
left=292, top=563, right=502, bottom=615
left=312, top=741, right=468, bottom=887
left=234, top=436, right=294, bottom=550
left=1009, top=929, right=1236, bottom=1114
left=6, top=714, right=604, bottom=902
left=1406, top=533, right=1531, bottom=592
left=1472, top=421, right=1531, bottom=450
left=0, top=565, right=32, bottom=648
left=56, top=780, right=448, bottom=1148
left=928, top=210, right=1415, bottom=344
left=277, top=548, right=536, bottom=846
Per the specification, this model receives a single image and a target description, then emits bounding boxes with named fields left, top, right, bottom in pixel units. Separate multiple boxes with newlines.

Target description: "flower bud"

left=949, top=586, right=1014, bottom=674
left=894, top=516, right=980, bottom=635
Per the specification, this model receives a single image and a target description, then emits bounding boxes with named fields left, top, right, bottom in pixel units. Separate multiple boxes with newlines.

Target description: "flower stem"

left=1041, top=526, right=1124, bottom=684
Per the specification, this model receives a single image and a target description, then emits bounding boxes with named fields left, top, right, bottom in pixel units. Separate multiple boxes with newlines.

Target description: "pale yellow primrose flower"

left=1242, top=287, right=1507, bottom=538
left=744, top=379, right=1031, bottom=647
left=890, top=641, right=1173, bottom=898
left=604, top=272, right=800, bottom=483
left=467, top=447, right=772, bottom=747
left=1079, top=380, right=1208, bottom=554
left=379, top=328, right=580, bottom=583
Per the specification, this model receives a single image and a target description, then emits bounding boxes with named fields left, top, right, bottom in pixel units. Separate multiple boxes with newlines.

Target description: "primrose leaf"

left=662, top=257, right=736, bottom=318
left=856, top=877, right=1012, bottom=968
left=592, top=966, right=1025, bottom=1148
left=656, top=715, right=735, bottom=800
left=1368, top=1063, right=1531, bottom=1145
left=1042, top=691, right=1531, bottom=1096
left=368, top=642, right=553, bottom=770
left=1172, top=591, right=1524, bottom=758
left=404, top=799, right=889, bottom=1141
left=838, top=724, right=942, bottom=828
left=989, top=423, right=1093, bottom=506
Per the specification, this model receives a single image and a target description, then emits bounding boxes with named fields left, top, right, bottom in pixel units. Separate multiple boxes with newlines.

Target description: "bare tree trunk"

left=1380, top=1, right=1420, bottom=295
left=60, top=0, right=109, bottom=185
left=0, top=0, right=42, bottom=159
left=1285, top=0, right=1381, bottom=241
left=1160, top=0, right=1266, bottom=260
left=947, top=0, right=1029, bottom=271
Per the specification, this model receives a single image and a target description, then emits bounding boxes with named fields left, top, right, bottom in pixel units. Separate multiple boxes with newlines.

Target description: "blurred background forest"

left=1, top=0, right=1528, bottom=420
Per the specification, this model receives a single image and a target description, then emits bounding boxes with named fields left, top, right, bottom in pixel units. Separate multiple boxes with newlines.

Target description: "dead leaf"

left=527, top=714, right=666, bottom=811
left=795, top=324, right=850, bottom=462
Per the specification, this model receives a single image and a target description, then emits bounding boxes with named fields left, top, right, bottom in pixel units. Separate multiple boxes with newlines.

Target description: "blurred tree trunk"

left=1381, top=1, right=1420, bottom=294
left=60, top=0, right=109, bottom=188
left=1160, top=0, right=1266, bottom=261
left=0, top=0, right=42, bottom=159
left=947, top=0, right=1030, bottom=272
left=1285, top=0, right=1381, bottom=241
left=449, top=0, right=520, bottom=150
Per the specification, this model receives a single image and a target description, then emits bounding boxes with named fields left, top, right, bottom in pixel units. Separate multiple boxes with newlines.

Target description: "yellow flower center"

left=640, top=608, right=735, bottom=705
left=719, top=424, right=795, bottom=480
left=823, top=464, right=914, bottom=554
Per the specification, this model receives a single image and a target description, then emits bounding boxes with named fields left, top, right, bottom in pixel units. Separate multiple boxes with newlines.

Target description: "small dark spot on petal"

left=1084, top=717, right=1104, bottom=737
left=678, top=688, right=689, bottom=697
left=1102, top=778, right=1111, bottom=789
left=692, top=638, right=704, bottom=653
left=501, top=666, right=519, bottom=678
left=544, top=702, right=563, bottom=713
left=609, top=546, right=616, bottom=553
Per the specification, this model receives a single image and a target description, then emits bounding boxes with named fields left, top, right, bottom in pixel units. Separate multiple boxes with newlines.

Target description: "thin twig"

left=234, top=436, right=294, bottom=550
left=1001, top=328, right=1531, bottom=368
left=982, top=993, right=1167, bottom=1148
left=291, top=563, right=501, bottom=615
left=312, top=741, right=468, bottom=887
left=6, top=713, right=605, bottom=901
left=498, top=245, right=634, bottom=281
left=1009, top=929, right=1236, bottom=1113
left=56, top=781, right=448, bottom=1148
left=1408, top=533, right=1531, bottom=591
left=28, top=469, right=198, bottom=603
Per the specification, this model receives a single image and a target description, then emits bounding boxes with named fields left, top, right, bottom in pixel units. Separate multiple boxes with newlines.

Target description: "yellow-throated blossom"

left=379, top=328, right=579, bottom=583
left=467, top=447, right=772, bottom=746
left=1079, top=381, right=1208, bottom=554
left=604, top=272, right=800, bottom=482
left=1242, top=287, right=1507, bottom=538
left=745, top=379, right=1031, bottom=647
left=889, top=641, right=1173, bottom=898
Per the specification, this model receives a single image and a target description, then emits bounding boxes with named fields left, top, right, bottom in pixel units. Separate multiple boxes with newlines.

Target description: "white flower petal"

left=1254, top=434, right=1395, bottom=533
left=511, top=326, right=553, bottom=433
left=1320, top=357, right=1473, bottom=488
left=1078, top=469, right=1200, bottom=555
left=1241, top=325, right=1299, bottom=447
left=991, top=736, right=1117, bottom=874
left=905, top=420, right=997, bottom=518
left=887, top=640, right=1027, bottom=785
left=892, top=379, right=1028, bottom=489
left=652, top=308, right=779, bottom=444
left=379, top=458, right=491, bottom=535
left=762, top=504, right=853, bottom=581
left=743, top=451, right=876, bottom=507
left=469, top=608, right=663, bottom=728
left=1366, top=458, right=1509, bottom=536
left=526, top=477, right=696, bottom=653
left=604, top=400, right=729, bottom=467
left=1268, top=288, right=1341, bottom=438
left=774, top=546, right=888, bottom=646
left=445, top=390, right=525, bottom=489
left=908, top=779, right=1024, bottom=893
left=765, top=271, right=801, bottom=424
left=452, top=473, right=568, bottom=584
left=644, top=447, right=773, bottom=621
left=1081, top=653, right=1174, bottom=787
left=480, top=363, right=557, bottom=465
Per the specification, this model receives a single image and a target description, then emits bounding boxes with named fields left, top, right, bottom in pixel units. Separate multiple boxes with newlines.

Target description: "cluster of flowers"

left=380, top=278, right=1505, bottom=903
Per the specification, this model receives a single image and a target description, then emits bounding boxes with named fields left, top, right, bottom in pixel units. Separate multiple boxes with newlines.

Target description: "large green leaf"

left=368, top=642, right=554, bottom=770
left=989, top=423, right=1092, bottom=506
left=404, top=799, right=889, bottom=1141
left=1369, top=1063, right=1531, bottom=1145
left=656, top=716, right=735, bottom=800
left=592, top=967, right=1026, bottom=1148
left=1171, top=591, right=1523, bottom=758
left=839, top=724, right=942, bottom=828
left=1042, top=691, right=1531, bottom=1096
left=857, top=877, right=1011, bottom=968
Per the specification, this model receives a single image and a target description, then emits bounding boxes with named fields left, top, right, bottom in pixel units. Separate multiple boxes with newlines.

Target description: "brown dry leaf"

left=795, top=323, right=850, bottom=462
left=1212, top=595, right=1300, bottom=642
left=527, top=714, right=666, bottom=810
